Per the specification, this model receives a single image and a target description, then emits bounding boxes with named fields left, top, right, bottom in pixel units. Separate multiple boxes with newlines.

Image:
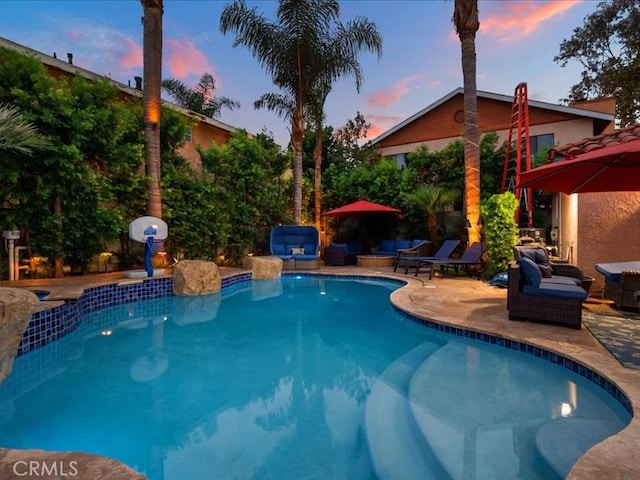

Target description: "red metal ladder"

left=501, top=82, right=533, bottom=228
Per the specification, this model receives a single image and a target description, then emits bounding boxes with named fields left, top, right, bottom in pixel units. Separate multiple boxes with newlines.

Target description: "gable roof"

left=370, top=87, right=614, bottom=146
left=0, top=36, right=238, bottom=135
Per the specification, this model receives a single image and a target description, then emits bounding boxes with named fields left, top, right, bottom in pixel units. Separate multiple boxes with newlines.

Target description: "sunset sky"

left=1, top=0, right=599, bottom=147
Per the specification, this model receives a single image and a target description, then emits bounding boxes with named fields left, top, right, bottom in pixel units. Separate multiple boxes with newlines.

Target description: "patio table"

left=595, top=261, right=640, bottom=284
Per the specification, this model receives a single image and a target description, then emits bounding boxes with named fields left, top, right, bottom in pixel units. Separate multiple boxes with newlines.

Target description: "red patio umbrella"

left=517, top=139, right=640, bottom=194
left=323, top=200, right=402, bottom=217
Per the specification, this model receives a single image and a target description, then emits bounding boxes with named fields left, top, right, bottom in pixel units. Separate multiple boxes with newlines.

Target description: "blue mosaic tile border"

left=393, top=305, right=634, bottom=416
left=18, top=277, right=173, bottom=356
left=16, top=272, right=632, bottom=417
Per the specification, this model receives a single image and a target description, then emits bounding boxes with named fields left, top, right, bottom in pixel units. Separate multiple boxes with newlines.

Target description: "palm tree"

left=140, top=0, right=163, bottom=219
left=453, top=0, right=481, bottom=244
left=0, top=103, right=48, bottom=153
left=403, top=185, right=460, bottom=246
left=307, top=82, right=330, bottom=232
left=220, top=0, right=382, bottom=224
left=161, top=73, right=240, bottom=119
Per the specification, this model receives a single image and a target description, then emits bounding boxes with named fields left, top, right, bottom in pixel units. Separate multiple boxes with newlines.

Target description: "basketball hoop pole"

left=145, top=237, right=155, bottom=277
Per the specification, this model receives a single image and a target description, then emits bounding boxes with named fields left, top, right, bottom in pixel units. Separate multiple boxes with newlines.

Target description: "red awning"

left=323, top=200, right=402, bottom=218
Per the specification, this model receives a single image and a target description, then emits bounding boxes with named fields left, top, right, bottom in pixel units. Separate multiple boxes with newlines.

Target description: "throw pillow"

left=518, top=248, right=538, bottom=263
left=538, top=264, right=553, bottom=278
left=291, top=247, right=305, bottom=255
left=517, top=257, right=542, bottom=287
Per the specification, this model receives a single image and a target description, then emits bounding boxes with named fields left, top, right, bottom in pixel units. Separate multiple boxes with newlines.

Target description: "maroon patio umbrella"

left=517, top=139, right=640, bottom=194
left=323, top=200, right=402, bottom=217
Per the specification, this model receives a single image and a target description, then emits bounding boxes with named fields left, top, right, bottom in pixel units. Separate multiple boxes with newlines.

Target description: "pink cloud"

left=363, top=114, right=405, bottom=139
left=119, top=37, right=143, bottom=70
left=366, top=75, right=424, bottom=108
left=480, top=0, right=582, bottom=42
left=165, top=39, right=216, bottom=82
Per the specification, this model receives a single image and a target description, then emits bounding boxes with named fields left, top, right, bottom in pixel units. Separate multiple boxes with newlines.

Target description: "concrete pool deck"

left=1, top=264, right=639, bottom=480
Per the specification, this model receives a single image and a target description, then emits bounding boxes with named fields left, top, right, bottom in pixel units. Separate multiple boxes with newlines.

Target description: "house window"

left=184, top=127, right=192, bottom=143
left=393, top=153, right=409, bottom=170
left=530, top=134, right=554, bottom=155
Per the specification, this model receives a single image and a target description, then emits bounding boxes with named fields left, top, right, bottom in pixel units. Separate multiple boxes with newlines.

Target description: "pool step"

left=408, top=342, right=474, bottom=480
left=364, top=341, right=448, bottom=480
left=534, top=417, right=623, bottom=479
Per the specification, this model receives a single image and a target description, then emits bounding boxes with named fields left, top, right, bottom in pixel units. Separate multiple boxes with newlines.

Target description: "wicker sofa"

left=323, top=242, right=364, bottom=266
left=269, top=225, right=320, bottom=269
left=513, top=245, right=584, bottom=285
left=507, top=260, right=587, bottom=329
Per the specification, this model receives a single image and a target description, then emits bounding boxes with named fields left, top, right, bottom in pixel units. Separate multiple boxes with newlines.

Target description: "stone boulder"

left=173, top=260, right=221, bottom=296
left=0, top=288, right=40, bottom=384
left=251, top=256, right=283, bottom=280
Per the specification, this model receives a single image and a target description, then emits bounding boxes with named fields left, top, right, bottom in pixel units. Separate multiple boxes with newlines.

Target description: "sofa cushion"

left=520, top=247, right=549, bottom=265
left=272, top=244, right=286, bottom=255
left=330, top=243, right=347, bottom=250
left=380, top=240, right=395, bottom=252
left=523, top=283, right=587, bottom=300
left=303, top=243, right=317, bottom=255
left=395, top=240, right=411, bottom=250
left=517, top=257, right=542, bottom=288
left=411, top=239, right=427, bottom=248
left=542, top=275, right=582, bottom=286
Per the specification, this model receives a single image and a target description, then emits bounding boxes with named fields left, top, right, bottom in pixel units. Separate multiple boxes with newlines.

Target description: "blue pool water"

left=0, top=276, right=631, bottom=480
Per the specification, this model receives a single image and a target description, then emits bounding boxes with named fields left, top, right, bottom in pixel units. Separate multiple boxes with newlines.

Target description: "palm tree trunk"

left=292, top=108, right=305, bottom=225
left=54, top=195, right=64, bottom=278
left=313, top=127, right=323, bottom=231
left=141, top=0, right=163, bottom=219
left=455, top=0, right=481, bottom=245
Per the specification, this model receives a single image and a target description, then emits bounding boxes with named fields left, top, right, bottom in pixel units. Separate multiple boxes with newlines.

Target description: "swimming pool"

left=0, top=275, right=631, bottom=479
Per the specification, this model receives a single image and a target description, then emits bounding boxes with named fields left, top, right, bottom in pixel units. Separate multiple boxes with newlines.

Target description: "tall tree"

left=141, top=0, right=163, bottom=219
left=453, top=0, right=481, bottom=245
left=161, top=73, right=240, bottom=119
left=307, top=82, right=330, bottom=231
left=220, top=0, right=381, bottom=224
left=554, top=0, right=640, bottom=125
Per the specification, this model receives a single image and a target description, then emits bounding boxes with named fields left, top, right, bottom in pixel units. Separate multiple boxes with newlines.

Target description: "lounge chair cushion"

left=523, top=283, right=588, bottom=300
left=411, top=239, right=427, bottom=248
left=517, top=257, right=542, bottom=288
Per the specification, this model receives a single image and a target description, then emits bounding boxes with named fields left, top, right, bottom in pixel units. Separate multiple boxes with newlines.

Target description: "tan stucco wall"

left=577, top=192, right=640, bottom=294
left=377, top=118, right=599, bottom=158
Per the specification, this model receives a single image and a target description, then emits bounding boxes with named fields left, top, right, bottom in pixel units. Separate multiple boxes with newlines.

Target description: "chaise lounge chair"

left=419, top=242, right=484, bottom=279
left=394, top=239, right=460, bottom=276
